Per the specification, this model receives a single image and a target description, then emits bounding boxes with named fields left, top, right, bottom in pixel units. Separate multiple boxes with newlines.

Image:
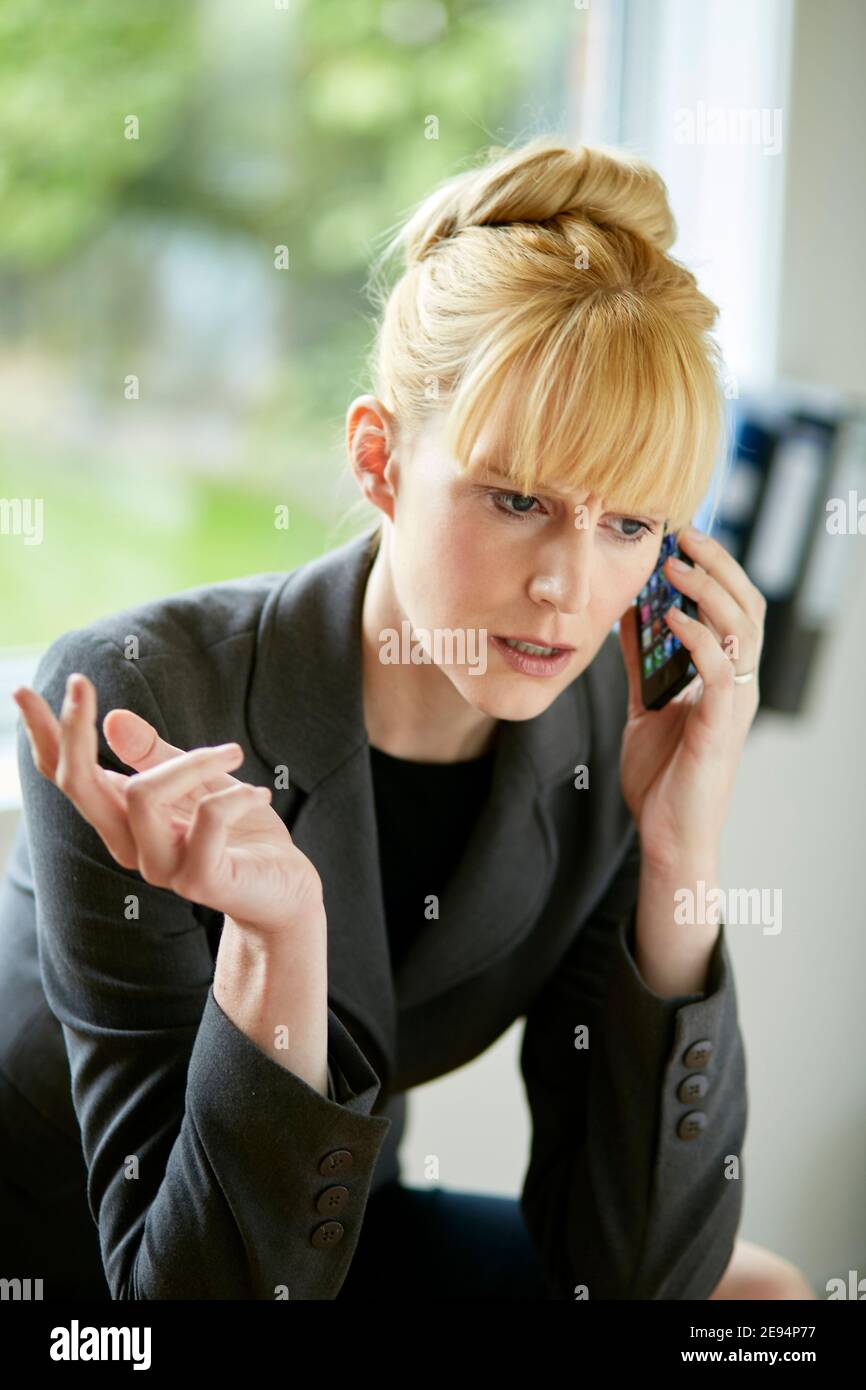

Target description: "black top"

left=368, top=740, right=497, bottom=975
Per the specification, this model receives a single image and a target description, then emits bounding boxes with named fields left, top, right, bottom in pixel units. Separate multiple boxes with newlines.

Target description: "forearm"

left=521, top=832, right=746, bottom=1299
left=634, top=853, right=721, bottom=998
left=214, top=913, right=329, bottom=1095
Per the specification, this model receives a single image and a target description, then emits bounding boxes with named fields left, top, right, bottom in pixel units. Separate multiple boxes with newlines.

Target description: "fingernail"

left=682, top=525, right=705, bottom=543
left=66, top=675, right=80, bottom=705
left=668, top=556, right=687, bottom=571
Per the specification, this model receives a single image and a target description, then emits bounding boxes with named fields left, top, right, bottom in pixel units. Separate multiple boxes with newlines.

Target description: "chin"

left=452, top=672, right=568, bottom=722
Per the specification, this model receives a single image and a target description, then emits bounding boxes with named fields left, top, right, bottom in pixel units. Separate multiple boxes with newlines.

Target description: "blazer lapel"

left=288, top=743, right=398, bottom=1078
left=246, top=525, right=593, bottom=1087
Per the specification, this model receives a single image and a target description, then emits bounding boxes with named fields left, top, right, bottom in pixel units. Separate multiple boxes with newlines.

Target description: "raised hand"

left=616, top=524, right=765, bottom=872
left=13, top=672, right=325, bottom=938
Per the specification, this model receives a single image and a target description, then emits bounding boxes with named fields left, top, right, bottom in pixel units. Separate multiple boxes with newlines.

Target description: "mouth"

left=490, top=634, right=575, bottom=677
left=497, top=634, right=574, bottom=656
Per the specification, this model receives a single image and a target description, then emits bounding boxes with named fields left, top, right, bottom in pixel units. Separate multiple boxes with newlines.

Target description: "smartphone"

left=635, top=525, right=699, bottom=710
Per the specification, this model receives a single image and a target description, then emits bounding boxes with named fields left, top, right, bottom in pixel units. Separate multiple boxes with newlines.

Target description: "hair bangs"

left=443, top=292, right=725, bottom=532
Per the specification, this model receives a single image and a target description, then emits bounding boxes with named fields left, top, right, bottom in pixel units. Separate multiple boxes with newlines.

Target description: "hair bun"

left=397, top=136, right=677, bottom=266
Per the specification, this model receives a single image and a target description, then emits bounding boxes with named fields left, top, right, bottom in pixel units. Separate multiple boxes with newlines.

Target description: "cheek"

left=630, top=547, right=661, bottom=604
left=420, top=510, right=495, bottom=606
left=618, top=549, right=653, bottom=596
left=593, top=549, right=655, bottom=623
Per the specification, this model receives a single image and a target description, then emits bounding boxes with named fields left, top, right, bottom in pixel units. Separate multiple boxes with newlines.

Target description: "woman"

left=3, top=136, right=813, bottom=1299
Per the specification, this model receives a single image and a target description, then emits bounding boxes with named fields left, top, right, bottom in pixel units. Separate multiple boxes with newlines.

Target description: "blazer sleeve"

left=18, top=630, right=393, bottom=1300
left=519, top=824, right=748, bottom=1300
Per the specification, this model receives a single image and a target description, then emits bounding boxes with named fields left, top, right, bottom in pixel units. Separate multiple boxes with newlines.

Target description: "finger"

left=103, top=706, right=174, bottom=769
left=616, top=604, right=645, bottom=721
left=126, top=744, right=246, bottom=883
left=104, top=706, right=186, bottom=771
left=664, top=554, right=760, bottom=666
left=12, top=686, right=62, bottom=780
left=104, top=706, right=239, bottom=796
left=24, top=676, right=139, bottom=866
left=56, top=674, right=100, bottom=792
left=57, top=675, right=140, bottom=864
left=128, top=742, right=245, bottom=806
left=676, top=526, right=767, bottom=625
left=172, top=783, right=272, bottom=902
left=662, top=604, right=735, bottom=729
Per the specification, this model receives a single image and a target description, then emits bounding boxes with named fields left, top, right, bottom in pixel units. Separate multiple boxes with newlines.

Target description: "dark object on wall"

left=713, top=384, right=866, bottom=715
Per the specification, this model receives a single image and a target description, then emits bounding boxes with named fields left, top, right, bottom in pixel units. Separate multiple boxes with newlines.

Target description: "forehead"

left=420, top=408, right=669, bottom=518
left=464, top=456, right=667, bottom=518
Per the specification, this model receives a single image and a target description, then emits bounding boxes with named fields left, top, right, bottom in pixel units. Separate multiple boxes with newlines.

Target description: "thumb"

left=103, top=708, right=184, bottom=771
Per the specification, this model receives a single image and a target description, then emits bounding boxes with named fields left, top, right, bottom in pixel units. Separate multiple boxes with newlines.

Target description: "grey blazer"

left=0, top=525, right=747, bottom=1300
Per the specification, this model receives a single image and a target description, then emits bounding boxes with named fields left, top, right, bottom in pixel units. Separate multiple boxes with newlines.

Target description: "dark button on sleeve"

left=315, top=1185, right=350, bottom=1216
left=318, top=1148, right=354, bottom=1177
left=682, top=1039, right=714, bottom=1069
left=677, top=1072, right=709, bottom=1104
left=677, top=1110, right=709, bottom=1141
left=310, top=1221, right=345, bottom=1248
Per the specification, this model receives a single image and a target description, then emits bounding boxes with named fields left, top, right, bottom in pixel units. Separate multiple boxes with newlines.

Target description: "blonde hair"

left=345, top=135, right=728, bottom=549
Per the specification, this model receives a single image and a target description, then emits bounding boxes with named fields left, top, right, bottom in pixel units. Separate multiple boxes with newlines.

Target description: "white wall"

left=776, top=0, right=866, bottom=398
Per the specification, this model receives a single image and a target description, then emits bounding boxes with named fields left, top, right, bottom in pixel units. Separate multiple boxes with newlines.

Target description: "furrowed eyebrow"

left=467, top=460, right=509, bottom=481
left=469, top=467, right=584, bottom=504
left=468, top=463, right=666, bottom=520
left=469, top=462, right=556, bottom=491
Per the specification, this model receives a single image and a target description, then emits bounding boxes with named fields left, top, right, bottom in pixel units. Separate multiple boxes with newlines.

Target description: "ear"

left=345, top=395, right=399, bottom=521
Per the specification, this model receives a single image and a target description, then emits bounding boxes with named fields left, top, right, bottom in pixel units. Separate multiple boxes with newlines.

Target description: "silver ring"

left=733, top=669, right=756, bottom=684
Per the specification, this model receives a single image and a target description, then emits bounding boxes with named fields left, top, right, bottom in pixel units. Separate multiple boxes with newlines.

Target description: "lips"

left=498, top=634, right=575, bottom=651
left=490, top=635, right=575, bottom=677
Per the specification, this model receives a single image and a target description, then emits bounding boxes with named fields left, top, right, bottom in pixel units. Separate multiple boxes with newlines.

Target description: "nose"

left=529, top=546, right=593, bottom=612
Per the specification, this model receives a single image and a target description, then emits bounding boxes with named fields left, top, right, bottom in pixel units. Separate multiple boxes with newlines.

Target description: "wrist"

left=217, top=910, right=326, bottom=976
left=640, top=860, right=721, bottom=896
left=216, top=913, right=325, bottom=999
left=639, top=838, right=720, bottom=885
left=634, top=857, right=721, bottom=997
left=220, top=897, right=328, bottom=946
left=214, top=915, right=329, bottom=1089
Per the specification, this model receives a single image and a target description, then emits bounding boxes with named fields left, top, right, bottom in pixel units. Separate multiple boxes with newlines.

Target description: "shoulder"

left=42, top=527, right=373, bottom=680
left=26, top=530, right=373, bottom=753
left=51, top=570, right=286, bottom=662
left=32, top=571, right=284, bottom=692
left=27, top=570, right=300, bottom=759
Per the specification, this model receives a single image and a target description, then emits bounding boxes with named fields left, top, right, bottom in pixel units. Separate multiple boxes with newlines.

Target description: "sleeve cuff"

left=202, top=985, right=385, bottom=1119
left=620, top=903, right=727, bottom=1006
left=602, top=903, right=735, bottom=1101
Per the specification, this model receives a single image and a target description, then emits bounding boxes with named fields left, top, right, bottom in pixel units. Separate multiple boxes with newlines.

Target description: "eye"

left=607, top=517, right=655, bottom=546
left=484, top=488, right=656, bottom=544
left=488, top=490, right=547, bottom=520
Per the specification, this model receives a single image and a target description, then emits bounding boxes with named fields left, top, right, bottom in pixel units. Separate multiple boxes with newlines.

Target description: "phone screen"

left=636, top=526, right=700, bottom=710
